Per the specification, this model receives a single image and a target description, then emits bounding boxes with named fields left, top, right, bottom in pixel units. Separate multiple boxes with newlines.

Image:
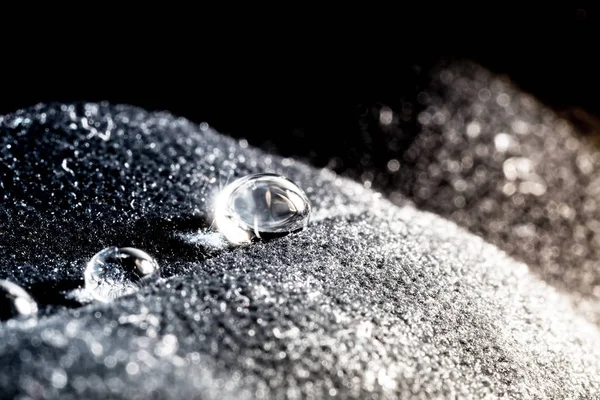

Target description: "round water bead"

left=214, top=173, right=311, bottom=245
left=0, top=280, right=38, bottom=321
left=84, top=247, right=160, bottom=302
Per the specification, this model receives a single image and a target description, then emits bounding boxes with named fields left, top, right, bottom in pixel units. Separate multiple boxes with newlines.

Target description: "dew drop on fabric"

left=0, top=280, right=38, bottom=321
left=214, top=173, right=311, bottom=245
left=84, top=247, right=160, bottom=302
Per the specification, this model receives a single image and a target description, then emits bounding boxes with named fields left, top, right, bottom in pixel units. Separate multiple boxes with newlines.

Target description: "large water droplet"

left=84, top=247, right=160, bottom=302
left=214, top=173, right=311, bottom=245
left=0, top=280, right=38, bottom=321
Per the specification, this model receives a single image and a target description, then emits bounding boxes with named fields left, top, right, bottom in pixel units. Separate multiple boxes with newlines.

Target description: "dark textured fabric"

left=393, top=63, right=600, bottom=315
left=0, top=67, right=599, bottom=399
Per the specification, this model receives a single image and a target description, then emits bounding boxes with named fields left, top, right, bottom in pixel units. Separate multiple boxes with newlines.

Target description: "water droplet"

left=379, top=107, right=393, bottom=125
left=0, top=280, right=38, bottom=321
left=466, top=122, right=481, bottom=138
left=494, top=133, right=513, bottom=152
left=214, top=173, right=311, bottom=245
left=387, top=159, right=400, bottom=172
left=84, top=247, right=160, bottom=302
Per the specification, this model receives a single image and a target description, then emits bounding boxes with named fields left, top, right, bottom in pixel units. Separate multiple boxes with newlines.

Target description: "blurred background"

left=1, top=6, right=597, bottom=169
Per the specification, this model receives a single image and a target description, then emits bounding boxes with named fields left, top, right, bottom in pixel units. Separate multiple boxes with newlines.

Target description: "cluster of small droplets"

left=0, top=103, right=275, bottom=292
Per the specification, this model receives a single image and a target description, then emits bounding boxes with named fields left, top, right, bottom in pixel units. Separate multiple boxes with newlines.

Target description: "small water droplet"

left=214, top=173, right=311, bottom=245
left=494, top=133, right=513, bottom=152
left=387, top=159, right=400, bottom=172
left=379, top=107, right=393, bottom=125
left=0, top=280, right=38, bottom=321
left=84, top=247, right=160, bottom=302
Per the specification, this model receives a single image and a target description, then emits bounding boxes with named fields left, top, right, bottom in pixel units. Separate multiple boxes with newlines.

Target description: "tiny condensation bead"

left=84, top=247, right=160, bottom=302
left=214, top=173, right=311, bottom=245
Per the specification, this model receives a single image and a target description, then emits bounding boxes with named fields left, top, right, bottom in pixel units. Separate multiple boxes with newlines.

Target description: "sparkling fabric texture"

left=392, top=63, right=600, bottom=324
left=0, top=64, right=599, bottom=399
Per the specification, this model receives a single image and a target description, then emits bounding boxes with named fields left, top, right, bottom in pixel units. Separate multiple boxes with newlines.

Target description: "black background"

left=1, top=5, right=597, bottom=167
